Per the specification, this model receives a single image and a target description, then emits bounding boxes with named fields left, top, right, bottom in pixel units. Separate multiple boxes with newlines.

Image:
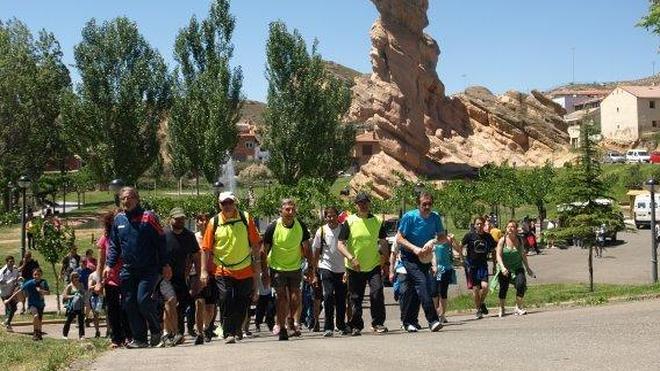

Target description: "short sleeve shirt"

left=165, top=228, right=200, bottom=282
left=311, top=224, right=345, bottom=273
left=398, top=209, right=444, bottom=262
left=22, top=278, right=48, bottom=309
left=462, top=232, right=497, bottom=266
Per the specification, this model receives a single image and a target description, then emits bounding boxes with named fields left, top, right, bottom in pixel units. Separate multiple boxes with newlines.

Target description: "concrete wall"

left=601, top=88, right=639, bottom=141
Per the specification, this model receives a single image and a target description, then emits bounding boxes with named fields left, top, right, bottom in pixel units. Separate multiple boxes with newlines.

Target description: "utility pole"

left=571, top=47, right=576, bottom=84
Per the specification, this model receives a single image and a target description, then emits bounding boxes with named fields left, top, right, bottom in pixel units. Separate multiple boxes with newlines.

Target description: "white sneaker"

left=514, top=306, right=527, bottom=316
left=62, top=336, right=69, bottom=340
left=405, top=324, right=418, bottom=333
left=498, top=308, right=505, bottom=318
left=475, top=310, right=483, bottom=319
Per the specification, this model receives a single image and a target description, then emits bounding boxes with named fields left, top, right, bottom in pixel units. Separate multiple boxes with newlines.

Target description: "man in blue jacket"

left=105, top=187, right=171, bottom=348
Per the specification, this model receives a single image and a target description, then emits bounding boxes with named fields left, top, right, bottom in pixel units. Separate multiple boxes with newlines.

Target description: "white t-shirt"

left=312, top=224, right=345, bottom=273
left=0, top=265, right=20, bottom=298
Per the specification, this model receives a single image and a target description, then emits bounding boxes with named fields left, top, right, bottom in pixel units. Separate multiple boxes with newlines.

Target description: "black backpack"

left=209, top=210, right=251, bottom=268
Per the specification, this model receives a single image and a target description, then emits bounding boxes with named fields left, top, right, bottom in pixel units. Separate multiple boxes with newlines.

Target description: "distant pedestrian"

left=0, top=256, right=20, bottom=331
left=494, top=220, right=535, bottom=317
left=4, top=267, right=49, bottom=340
left=596, top=224, right=606, bottom=258
left=430, top=235, right=461, bottom=323
left=62, top=271, right=86, bottom=340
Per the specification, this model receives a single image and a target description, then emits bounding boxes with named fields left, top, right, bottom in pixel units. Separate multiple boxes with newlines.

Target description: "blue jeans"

left=121, top=273, right=161, bottom=343
left=398, top=273, right=420, bottom=326
left=402, top=260, right=439, bottom=326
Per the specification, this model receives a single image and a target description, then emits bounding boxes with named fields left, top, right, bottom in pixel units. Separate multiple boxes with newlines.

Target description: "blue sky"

left=1, top=0, right=657, bottom=101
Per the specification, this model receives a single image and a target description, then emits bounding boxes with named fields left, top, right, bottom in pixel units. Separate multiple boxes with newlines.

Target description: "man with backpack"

left=200, top=192, right=261, bottom=344
left=261, top=198, right=312, bottom=341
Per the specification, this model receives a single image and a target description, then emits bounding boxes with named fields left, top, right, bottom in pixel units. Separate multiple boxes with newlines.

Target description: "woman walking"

left=494, top=220, right=535, bottom=317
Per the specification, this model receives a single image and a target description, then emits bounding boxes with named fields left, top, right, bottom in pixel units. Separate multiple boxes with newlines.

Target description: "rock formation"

left=349, top=0, right=571, bottom=197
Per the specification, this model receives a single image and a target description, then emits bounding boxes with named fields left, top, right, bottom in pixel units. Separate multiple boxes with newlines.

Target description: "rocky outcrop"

left=348, top=0, right=571, bottom=195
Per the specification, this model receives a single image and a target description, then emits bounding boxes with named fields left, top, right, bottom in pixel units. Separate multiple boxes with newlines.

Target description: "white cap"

left=218, top=191, right=237, bottom=203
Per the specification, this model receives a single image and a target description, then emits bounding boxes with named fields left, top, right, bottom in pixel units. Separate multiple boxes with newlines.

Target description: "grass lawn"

left=0, top=329, right=108, bottom=371
left=447, top=282, right=660, bottom=312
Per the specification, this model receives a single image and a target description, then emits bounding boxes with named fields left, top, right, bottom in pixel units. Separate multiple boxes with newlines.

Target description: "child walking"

left=62, top=271, right=86, bottom=340
left=4, top=267, right=49, bottom=340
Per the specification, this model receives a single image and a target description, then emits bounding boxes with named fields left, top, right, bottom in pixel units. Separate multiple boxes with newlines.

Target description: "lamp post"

left=17, top=175, right=31, bottom=259
left=109, top=178, right=124, bottom=207
left=213, top=179, right=225, bottom=198
left=645, top=178, right=658, bottom=283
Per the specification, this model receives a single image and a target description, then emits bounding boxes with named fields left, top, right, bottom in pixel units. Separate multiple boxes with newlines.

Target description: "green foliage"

left=476, top=162, right=524, bottom=215
left=237, top=163, right=273, bottom=186
left=518, top=162, right=556, bottom=221
left=0, top=210, right=20, bottom=226
left=436, top=180, right=484, bottom=229
left=638, top=0, right=660, bottom=35
left=263, top=21, right=356, bottom=185
left=62, top=17, right=171, bottom=185
left=142, top=194, right=217, bottom=221
left=30, top=217, right=75, bottom=313
left=0, top=19, right=71, bottom=206
left=624, top=163, right=645, bottom=190
left=169, top=0, right=244, bottom=185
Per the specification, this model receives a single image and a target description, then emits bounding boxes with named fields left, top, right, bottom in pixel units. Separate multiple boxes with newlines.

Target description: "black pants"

left=498, top=269, right=527, bottom=299
left=347, top=266, right=385, bottom=330
left=173, top=281, right=192, bottom=336
left=398, top=273, right=420, bottom=326
left=319, top=268, right=347, bottom=331
left=216, top=275, right=253, bottom=337
left=121, top=273, right=160, bottom=344
left=63, top=309, right=85, bottom=338
left=402, top=260, right=439, bottom=326
left=2, top=295, right=16, bottom=325
left=254, top=293, right=275, bottom=329
left=106, top=284, right=131, bottom=344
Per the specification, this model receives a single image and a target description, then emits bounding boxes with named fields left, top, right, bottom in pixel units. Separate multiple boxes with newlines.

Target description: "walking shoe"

left=194, top=335, right=204, bottom=345
left=412, top=322, right=422, bottom=330
left=171, top=333, right=185, bottom=346
left=243, top=330, right=253, bottom=338
left=372, top=325, right=388, bottom=334
left=498, top=307, right=505, bottom=318
left=278, top=329, right=289, bottom=341
left=188, top=329, right=197, bottom=338
left=351, top=328, right=361, bottom=336
left=79, top=336, right=86, bottom=341
left=62, top=336, right=69, bottom=340
left=480, top=303, right=489, bottom=315
left=292, top=324, right=302, bottom=337
left=514, top=306, right=527, bottom=316
left=405, top=324, right=418, bottom=333
left=323, top=330, right=333, bottom=337
left=150, top=333, right=165, bottom=348
left=340, top=327, right=351, bottom=336
left=224, top=335, right=236, bottom=344
left=440, top=315, right=448, bottom=324
left=475, top=310, right=483, bottom=319
left=272, top=324, right=281, bottom=335
left=430, top=321, right=443, bottom=332
left=203, top=328, right=213, bottom=343
left=126, top=340, right=149, bottom=349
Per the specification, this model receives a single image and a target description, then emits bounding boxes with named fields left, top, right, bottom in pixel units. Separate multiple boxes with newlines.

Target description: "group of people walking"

left=0, top=186, right=535, bottom=346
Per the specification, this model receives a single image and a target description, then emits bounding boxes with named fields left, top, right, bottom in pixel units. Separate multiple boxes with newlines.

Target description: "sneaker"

left=79, top=336, right=86, bottom=341
left=480, top=303, right=489, bottom=315
left=224, top=335, right=236, bottom=344
left=351, top=328, right=361, bottom=336
left=323, top=330, right=333, bottom=337
left=150, top=333, right=165, bottom=348
left=340, top=327, right=350, bottom=336
left=194, top=335, right=204, bottom=345
left=430, top=321, right=443, bottom=332
left=412, top=322, right=422, bottom=330
left=278, top=329, right=289, bottom=341
left=203, top=328, right=213, bottom=343
left=243, top=330, right=253, bottom=338
left=171, top=333, right=185, bottom=346
left=475, top=310, right=483, bottom=319
left=405, top=324, right=418, bottom=333
left=188, top=329, right=197, bottom=338
left=126, top=340, right=149, bottom=349
left=498, top=307, right=505, bottom=318
left=292, top=325, right=302, bottom=337
left=372, top=325, right=388, bottom=334
left=514, top=306, right=527, bottom=316
left=62, top=335, right=69, bottom=340
left=272, top=324, right=281, bottom=336
left=440, top=315, right=448, bottom=324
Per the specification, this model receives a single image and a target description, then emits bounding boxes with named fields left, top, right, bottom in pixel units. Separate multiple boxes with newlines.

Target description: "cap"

left=218, top=191, right=237, bottom=203
left=169, top=207, right=186, bottom=219
left=354, top=192, right=371, bottom=204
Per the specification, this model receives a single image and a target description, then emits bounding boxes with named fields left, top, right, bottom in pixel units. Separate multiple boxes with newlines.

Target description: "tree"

left=263, top=21, right=356, bottom=185
left=30, top=218, right=75, bottom=314
left=477, top=162, right=523, bottom=220
left=436, top=180, right=485, bottom=230
left=638, top=0, right=660, bottom=36
left=518, top=162, right=556, bottom=229
left=62, top=17, right=171, bottom=186
left=0, top=19, right=71, bottom=210
left=547, top=122, right=617, bottom=291
left=237, top=163, right=273, bottom=186
left=169, top=0, right=244, bottom=192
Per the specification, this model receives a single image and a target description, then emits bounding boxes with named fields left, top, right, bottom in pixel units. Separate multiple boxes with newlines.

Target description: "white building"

left=600, top=86, right=660, bottom=142
left=550, top=89, right=608, bottom=114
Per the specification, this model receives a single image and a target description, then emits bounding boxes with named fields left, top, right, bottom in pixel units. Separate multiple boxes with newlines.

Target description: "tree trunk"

left=196, top=175, right=199, bottom=196
left=77, top=192, right=81, bottom=208
left=178, top=177, right=182, bottom=196
left=588, top=244, right=594, bottom=292
left=51, top=262, right=62, bottom=314
left=2, top=189, right=9, bottom=212
left=510, top=206, right=516, bottom=219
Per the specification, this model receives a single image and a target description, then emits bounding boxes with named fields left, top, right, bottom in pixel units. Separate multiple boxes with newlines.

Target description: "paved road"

left=90, top=299, right=660, bottom=371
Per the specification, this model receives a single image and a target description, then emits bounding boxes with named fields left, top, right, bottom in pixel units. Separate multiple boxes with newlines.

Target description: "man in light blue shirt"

left=395, top=191, right=446, bottom=333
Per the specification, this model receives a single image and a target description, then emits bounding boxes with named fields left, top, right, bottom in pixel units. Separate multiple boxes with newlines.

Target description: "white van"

left=626, top=149, right=650, bottom=163
left=633, top=193, right=660, bottom=229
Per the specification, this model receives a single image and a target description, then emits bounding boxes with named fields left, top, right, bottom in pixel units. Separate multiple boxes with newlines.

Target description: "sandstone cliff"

left=348, top=0, right=571, bottom=197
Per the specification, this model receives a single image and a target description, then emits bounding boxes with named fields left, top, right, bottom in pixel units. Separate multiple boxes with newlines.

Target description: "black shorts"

left=270, top=269, right=302, bottom=290
left=199, top=278, right=220, bottom=304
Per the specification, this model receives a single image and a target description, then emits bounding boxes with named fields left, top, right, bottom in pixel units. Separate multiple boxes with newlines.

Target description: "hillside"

left=546, top=74, right=660, bottom=95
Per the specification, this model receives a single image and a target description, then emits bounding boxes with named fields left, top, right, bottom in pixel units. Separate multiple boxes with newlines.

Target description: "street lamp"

left=213, top=179, right=225, bottom=197
left=109, top=178, right=124, bottom=207
left=17, top=175, right=31, bottom=259
left=645, top=178, right=658, bottom=283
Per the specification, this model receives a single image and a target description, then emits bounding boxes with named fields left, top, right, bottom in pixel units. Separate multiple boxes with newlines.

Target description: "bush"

left=0, top=210, right=20, bottom=226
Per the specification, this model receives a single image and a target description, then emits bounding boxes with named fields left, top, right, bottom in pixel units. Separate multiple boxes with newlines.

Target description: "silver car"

left=602, top=151, right=625, bottom=163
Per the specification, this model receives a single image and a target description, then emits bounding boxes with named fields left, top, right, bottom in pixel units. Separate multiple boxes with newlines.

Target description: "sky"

left=1, top=0, right=657, bottom=101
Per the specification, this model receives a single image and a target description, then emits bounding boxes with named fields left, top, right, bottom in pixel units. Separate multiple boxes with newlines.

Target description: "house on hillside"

left=233, top=120, right=269, bottom=162
left=600, top=86, right=660, bottom=142
left=565, top=107, right=600, bottom=148
left=352, top=131, right=380, bottom=170
left=549, top=88, right=609, bottom=114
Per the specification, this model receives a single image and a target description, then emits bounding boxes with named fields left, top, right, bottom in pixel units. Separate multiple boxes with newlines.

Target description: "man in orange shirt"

left=200, top=192, right=261, bottom=344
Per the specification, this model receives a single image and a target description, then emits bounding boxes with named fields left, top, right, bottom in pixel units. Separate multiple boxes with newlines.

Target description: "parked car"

left=625, top=149, right=650, bottom=163
left=650, top=151, right=660, bottom=164
left=602, top=151, right=626, bottom=163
